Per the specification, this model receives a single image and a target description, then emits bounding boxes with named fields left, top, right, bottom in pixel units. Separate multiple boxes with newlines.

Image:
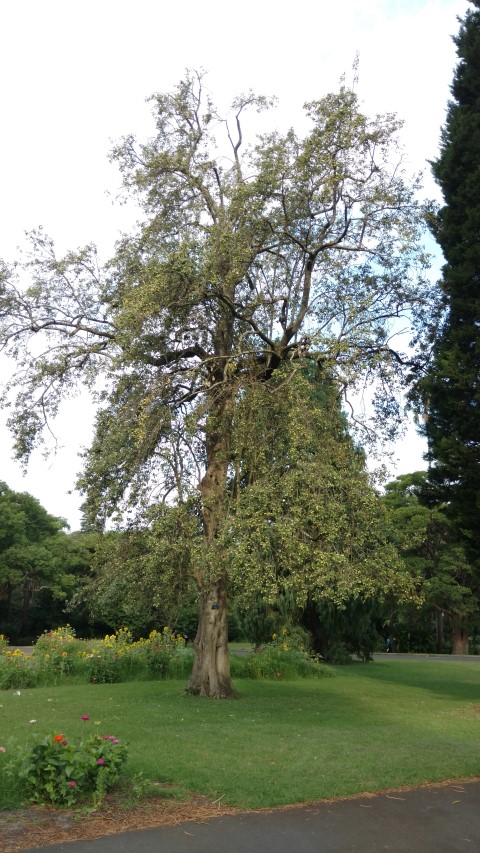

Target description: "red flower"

left=69, top=780, right=76, bottom=789
left=53, top=734, right=65, bottom=742
left=81, top=715, right=90, bottom=721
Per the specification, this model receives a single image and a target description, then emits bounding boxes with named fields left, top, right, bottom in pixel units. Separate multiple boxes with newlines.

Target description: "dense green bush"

left=230, top=629, right=332, bottom=680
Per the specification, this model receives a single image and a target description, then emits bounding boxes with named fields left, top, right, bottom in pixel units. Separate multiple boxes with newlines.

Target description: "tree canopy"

left=383, top=472, right=477, bottom=654
left=0, top=482, right=75, bottom=639
left=414, top=0, right=480, bottom=556
left=0, top=72, right=430, bottom=695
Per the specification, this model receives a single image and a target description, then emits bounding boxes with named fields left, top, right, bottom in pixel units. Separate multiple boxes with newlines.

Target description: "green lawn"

left=1, top=659, right=480, bottom=809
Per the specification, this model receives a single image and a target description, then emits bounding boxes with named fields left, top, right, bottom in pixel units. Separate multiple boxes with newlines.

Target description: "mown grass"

left=1, top=659, right=480, bottom=810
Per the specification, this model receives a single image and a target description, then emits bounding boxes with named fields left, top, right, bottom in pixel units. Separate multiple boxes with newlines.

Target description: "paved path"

left=19, top=779, right=480, bottom=853
left=373, top=653, right=480, bottom=662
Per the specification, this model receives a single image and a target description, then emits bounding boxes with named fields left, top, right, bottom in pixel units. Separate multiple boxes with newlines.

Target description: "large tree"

left=383, top=472, right=476, bottom=654
left=0, top=481, right=81, bottom=639
left=0, top=73, right=429, bottom=696
left=415, top=1, right=480, bottom=554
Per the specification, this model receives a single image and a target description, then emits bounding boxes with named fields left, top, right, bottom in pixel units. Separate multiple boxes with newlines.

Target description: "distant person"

left=386, top=637, right=393, bottom=653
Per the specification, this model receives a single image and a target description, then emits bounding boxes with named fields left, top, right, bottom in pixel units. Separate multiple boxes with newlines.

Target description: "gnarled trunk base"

left=188, top=578, right=238, bottom=699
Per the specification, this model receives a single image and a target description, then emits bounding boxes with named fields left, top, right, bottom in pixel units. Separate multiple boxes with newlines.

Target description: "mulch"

left=0, top=793, right=240, bottom=853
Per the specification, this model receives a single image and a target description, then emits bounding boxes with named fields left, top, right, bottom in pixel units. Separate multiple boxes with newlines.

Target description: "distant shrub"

left=230, top=628, right=333, bottom=680
left=325, top=641, right=352, bottom=665
left=0, top=649, right=38, bottom=690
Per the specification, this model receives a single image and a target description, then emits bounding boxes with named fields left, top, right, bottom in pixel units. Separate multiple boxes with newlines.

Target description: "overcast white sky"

left=0, top=0, right=470, bottom=528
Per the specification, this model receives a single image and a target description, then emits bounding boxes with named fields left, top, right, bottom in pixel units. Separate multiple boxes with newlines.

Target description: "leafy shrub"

left=325, top=641, right=352, bottom=665
left=144, top=628, right=191, bottom=679
left=84, top=646, right=126, bottom=684
left=19, top=725, right=128, bottom=807
left=32, top=625, right=80, bottom=679
left=81, top=628, right=147, bottom=683
left=0, top=649, right=38, bottom=689
left=230, top=628, right=333, bottom=680
left=0, top=633, right=8, bottom=654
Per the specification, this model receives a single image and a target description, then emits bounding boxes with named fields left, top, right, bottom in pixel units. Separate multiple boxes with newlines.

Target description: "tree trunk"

left=188, top=386, right=237, bottom=698
left=188, top=574, right=237, bottom=698
left=452, top=615, right=469, bottom=655
left=303, top=598, right=330, bottom=659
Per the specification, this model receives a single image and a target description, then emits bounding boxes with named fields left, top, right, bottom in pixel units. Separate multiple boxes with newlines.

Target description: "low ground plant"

left=0, top=739, right=25, bottom=809
left=19, top=723, right=127, bottom=807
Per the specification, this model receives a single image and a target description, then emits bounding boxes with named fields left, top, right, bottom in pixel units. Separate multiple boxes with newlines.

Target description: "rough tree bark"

left=452, top=615, right=469, bottom=655
left=189, top=574, right=237, bottom=698
left=188, top=387, right=238, bottom=698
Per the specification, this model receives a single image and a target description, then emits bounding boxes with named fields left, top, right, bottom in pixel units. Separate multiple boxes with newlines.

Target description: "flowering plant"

left=0, top=649, right=38, bottom=689
left=19, top=721, right=127, bottom=807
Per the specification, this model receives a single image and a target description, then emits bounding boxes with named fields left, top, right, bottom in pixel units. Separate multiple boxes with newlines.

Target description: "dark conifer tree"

left=421, top=0, right=480, bottom=555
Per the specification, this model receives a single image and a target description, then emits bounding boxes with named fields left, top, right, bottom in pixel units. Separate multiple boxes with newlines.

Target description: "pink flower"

left=81, top=715, right=90, bottom=721
left=0, top=747, right=6, bottom=753
left=69, top=780, right=76, bottom=788
left=62, top=739, right=68, bottom=746
left=97, top=758, right=105, bottom=765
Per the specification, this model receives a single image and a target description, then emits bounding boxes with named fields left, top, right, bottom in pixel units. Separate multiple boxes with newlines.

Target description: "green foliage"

left=413, top=2, right=480, bottom=555
left=32, top=625, right=77, bottom=676
left=0, top=649, right=38, bottom=689
left=382, top=473, right=478, bottom=647
left=0, top=484, right=95, bottom=642
left=72, top=514, right=199, bottom=637
left=0, top=482, right=70, bottom=639
left=1, top=74, right=429, bottom=520
left=0, top=739, right=26, bottom=809
left=224, top=371, right=415, bottom=609
left=303, top=596, right=381, bottom=662
left=230, top=628, right=332, bottom=680
left=19, top=727, right=127, bottom=807
left=143, top=628, right=192, bottom=679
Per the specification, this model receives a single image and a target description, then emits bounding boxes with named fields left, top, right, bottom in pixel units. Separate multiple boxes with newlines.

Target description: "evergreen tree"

left=419, top=1, right=480, bottom=553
